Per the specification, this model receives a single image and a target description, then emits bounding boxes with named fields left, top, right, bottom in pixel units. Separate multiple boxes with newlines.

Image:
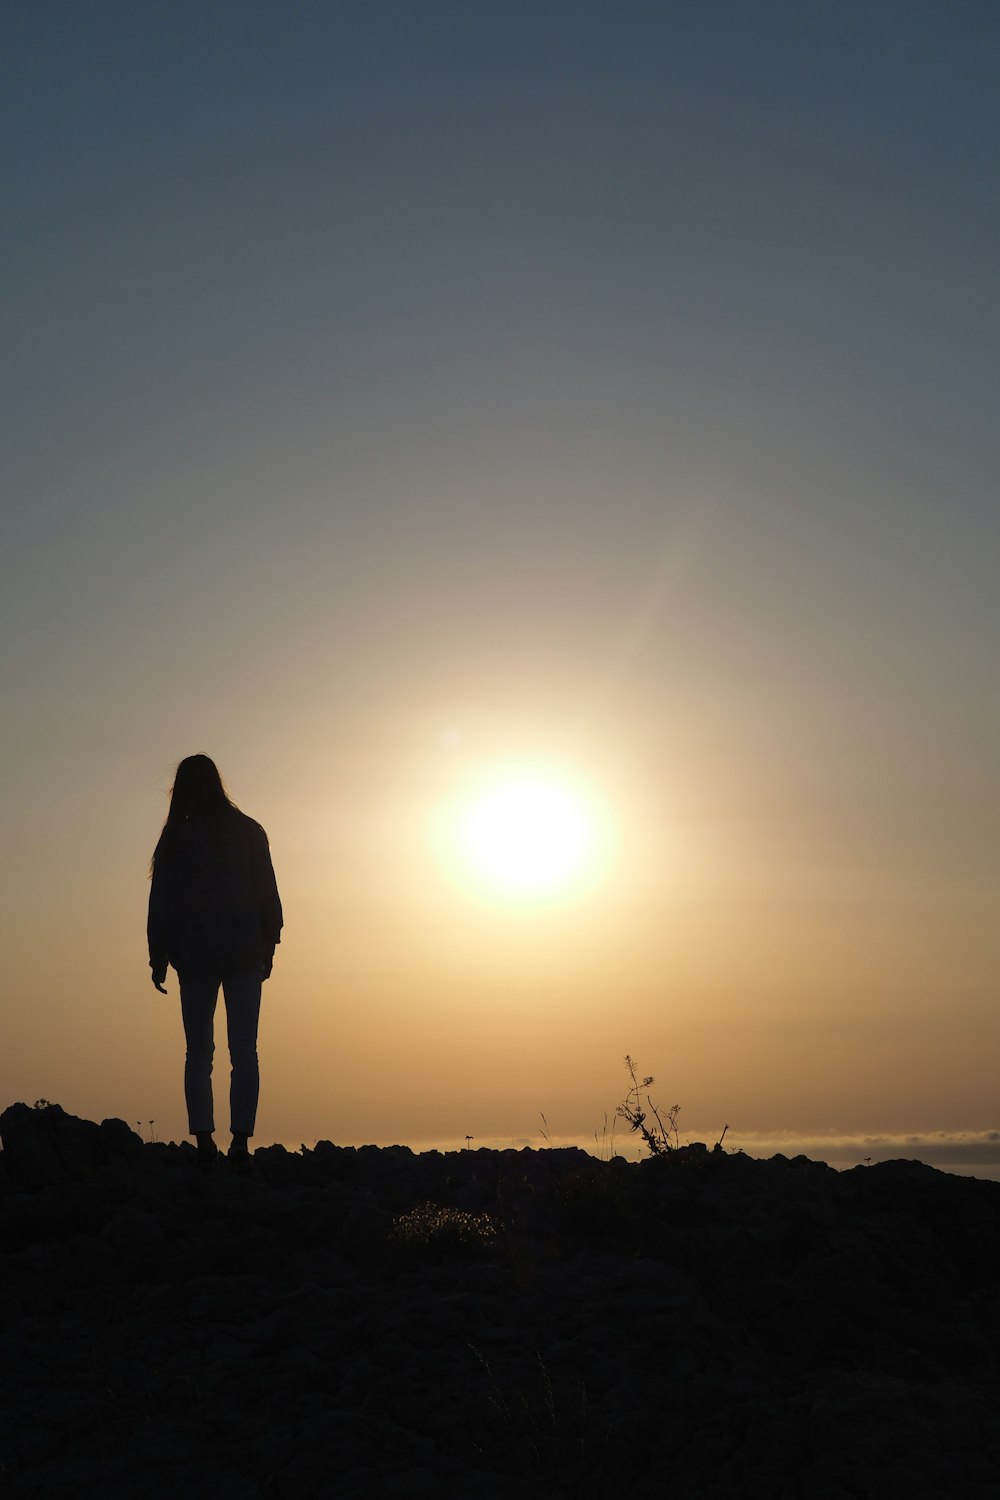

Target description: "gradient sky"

left=3, top=1, right=999, bottom=1167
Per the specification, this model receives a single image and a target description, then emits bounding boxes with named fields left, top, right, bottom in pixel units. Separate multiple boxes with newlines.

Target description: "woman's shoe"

left=195, top=1130, right=219, bottom=1165
left=228, top=1130, right=251, bottom=1160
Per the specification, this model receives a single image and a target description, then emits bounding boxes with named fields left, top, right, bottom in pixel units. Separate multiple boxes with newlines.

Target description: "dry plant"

left=615, top=1055, right=681, bottom=1156
left=593, top=1111, right=616, bottom=1161
left=468, top=1343, right=599, bottom=1485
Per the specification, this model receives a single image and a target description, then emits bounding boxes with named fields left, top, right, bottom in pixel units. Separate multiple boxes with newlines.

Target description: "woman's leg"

left=179, top=978, right=220, bottom=1136
left=222, top=973, right=262, bottom=1139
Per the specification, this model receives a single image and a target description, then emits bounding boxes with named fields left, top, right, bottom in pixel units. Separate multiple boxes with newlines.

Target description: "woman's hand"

left=151, top=964, right=168, bottom=994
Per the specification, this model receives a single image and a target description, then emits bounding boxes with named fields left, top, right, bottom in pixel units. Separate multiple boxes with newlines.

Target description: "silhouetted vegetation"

left=615, top=1054, right=681, bottom=1155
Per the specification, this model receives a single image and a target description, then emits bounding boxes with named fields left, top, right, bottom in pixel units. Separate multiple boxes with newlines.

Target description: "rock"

left=0, top=1102, right=143, bottom=1189
left=3, top=1105, right=1000, bottom=1496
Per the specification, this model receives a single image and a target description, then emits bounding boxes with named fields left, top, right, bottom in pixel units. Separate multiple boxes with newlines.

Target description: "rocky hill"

left=3, top=1101, right=1000, bottom=1498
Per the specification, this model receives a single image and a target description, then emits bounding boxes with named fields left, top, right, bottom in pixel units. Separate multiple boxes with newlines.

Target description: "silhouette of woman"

left=148, top=755, right=283, bottom=1161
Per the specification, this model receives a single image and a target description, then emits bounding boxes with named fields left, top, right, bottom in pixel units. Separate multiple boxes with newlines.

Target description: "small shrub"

left=391, top=1201, right=497, bottom=1258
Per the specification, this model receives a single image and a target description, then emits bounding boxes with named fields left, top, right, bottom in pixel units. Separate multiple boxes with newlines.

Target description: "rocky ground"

left=3, top=1102, right=1000, bottom=1498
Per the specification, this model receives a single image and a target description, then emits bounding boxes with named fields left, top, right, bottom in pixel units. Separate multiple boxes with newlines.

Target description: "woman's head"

left=150, top=755, right=242, bottom=872
left=167, top=754, right=237, bottom=820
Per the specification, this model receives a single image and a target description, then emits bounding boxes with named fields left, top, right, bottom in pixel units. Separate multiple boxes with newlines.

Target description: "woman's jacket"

left=148, top=810, right=283, bottom=982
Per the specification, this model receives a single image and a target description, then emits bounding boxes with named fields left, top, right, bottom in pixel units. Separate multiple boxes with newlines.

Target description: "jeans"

left=180, top=973, right=262, bottom=1136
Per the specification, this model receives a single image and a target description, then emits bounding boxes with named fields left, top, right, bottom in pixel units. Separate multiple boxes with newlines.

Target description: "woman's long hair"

left=150, top=754, right=242, bottom=872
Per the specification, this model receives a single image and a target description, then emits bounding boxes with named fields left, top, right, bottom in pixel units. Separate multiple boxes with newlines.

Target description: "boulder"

left=0, top=1102, right=142, bottom=1189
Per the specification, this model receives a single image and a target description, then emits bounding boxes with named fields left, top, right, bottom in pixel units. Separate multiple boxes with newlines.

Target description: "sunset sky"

left=3, top=2, right=999, bottom=1171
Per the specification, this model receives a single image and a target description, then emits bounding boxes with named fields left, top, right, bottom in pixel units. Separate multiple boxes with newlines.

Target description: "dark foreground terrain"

left=3, top=1103, right=1000, bottom=1499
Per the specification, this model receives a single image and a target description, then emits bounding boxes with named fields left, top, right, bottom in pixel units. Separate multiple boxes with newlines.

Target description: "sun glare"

left=460, top=774, right=596, bottom=896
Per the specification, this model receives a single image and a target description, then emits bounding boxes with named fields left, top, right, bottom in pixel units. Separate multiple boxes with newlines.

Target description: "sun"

left=460, top=773, right=596, bottom=896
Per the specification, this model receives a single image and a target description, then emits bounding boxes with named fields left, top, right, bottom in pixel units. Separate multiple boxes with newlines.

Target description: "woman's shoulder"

left=167, top=809, right=268, bottom=850
left=233, top=810, right=270, bottom=846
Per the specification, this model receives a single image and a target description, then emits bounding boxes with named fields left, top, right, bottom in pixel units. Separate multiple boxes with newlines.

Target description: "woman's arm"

left=147, top=860, right=171, bottom=991
left=252, top=827, right=283, bottom=975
